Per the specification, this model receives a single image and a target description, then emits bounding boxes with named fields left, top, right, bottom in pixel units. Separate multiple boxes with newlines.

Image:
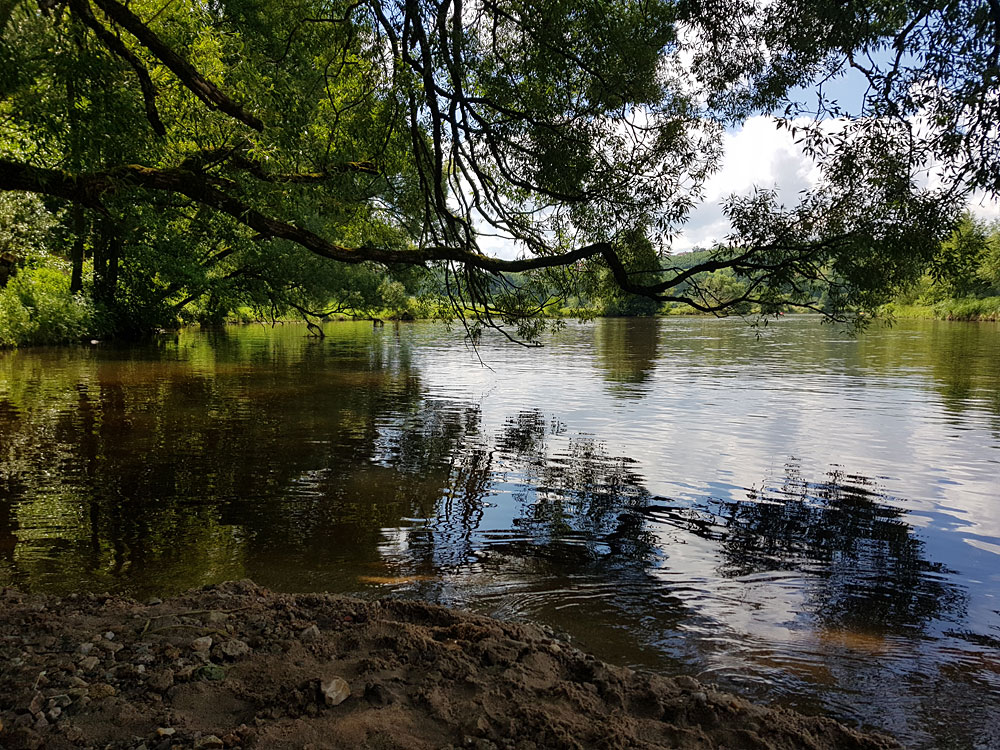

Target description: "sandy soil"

left=0, top=580, right=901, bottom=750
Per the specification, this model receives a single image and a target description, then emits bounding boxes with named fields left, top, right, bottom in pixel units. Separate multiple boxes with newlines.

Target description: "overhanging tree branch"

left=84, top=0, right=264, bottom=131
left=0, top=154, right=918, bottom=318
left=67, top=0, right=167, bottom=136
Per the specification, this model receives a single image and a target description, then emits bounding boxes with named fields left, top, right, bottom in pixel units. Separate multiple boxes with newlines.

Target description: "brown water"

left=1, top=317, right=998, bottom=748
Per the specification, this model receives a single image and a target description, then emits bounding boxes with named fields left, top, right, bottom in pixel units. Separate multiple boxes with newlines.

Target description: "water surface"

left=1, top=317, right=998, bottom=748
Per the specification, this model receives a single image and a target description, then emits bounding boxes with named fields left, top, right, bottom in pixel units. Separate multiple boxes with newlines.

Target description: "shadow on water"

left=0, top=320, right=998, bottom=749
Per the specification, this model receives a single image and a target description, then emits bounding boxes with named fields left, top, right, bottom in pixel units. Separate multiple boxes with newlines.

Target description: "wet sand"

left=0, top=581, right=900, bottom=749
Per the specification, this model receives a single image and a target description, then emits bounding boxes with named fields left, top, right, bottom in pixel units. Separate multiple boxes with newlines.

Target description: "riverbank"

left=885, top=296, right=1000, bottom=321
left=0, top=581, right=899, bottom=750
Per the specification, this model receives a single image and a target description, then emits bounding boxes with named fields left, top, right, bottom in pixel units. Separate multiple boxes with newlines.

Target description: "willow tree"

left=0, top=0, right=997, bottom=336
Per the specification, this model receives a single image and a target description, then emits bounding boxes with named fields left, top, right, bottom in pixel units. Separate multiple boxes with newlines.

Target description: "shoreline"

left=0, top=580, right=900, bottom=750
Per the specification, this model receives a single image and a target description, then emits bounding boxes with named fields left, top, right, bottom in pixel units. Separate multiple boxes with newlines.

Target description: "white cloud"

left=967, top=193, right=1000, bottom=223
left=674, top=116, right=1000, bottom=252
left=673, top=116, right=821, bottom=252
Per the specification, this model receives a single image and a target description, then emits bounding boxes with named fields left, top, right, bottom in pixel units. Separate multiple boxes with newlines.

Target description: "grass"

left=885, top=296, right=1000, bottom=321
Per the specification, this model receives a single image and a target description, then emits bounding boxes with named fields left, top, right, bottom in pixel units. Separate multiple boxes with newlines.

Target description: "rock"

left=300, top=624, right=321, bottom=641
left=68, top=676, right=88, bottom=688
left=98, top=640, right=124, bottom=653
left=28, top=692, right=43, bottom=715
left=47, top=706, right=62, bottom=720
left=191, top=636, right=213, bottom=652
left=204, top=611, right=228, bottom=624
left=156, top=727, right=176, bottom=737
left=194, top=735, right=224, bottom=749
left=89, top=683, right=116, bottom=700
left=192, top=650, right=212, bottom=665
left=321, top=676, right=350, bottom=706
left=65, top=726, right=84, bottom=742
left=547, top=643, right=562, bottom=655
left=146, top=597, right=163, bottom=606
left=219, top=639, right=250, bottom=659
left=195, top=664, right=226, bottom=681
left=103, top=631, right=115, bottom=640
left=78, top=656, right=100, bottom=671
left=6, top=727, right=43, bottom=750
left=675, top=675, right=699, bottom=691
left=692, top=691, right=708, bottom=704
left=68, top=688, right=89, bottom=699
left=148, top=669, right=175, bottom=692
left=77, top=642, right=94, bottom=655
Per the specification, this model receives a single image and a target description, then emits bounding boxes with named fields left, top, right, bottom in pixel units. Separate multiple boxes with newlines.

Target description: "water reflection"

left=709, top=461, right=965, bottom=631
left=0, top=319, right=998, bottom=749
left=593, top=316, right=660, bottom=397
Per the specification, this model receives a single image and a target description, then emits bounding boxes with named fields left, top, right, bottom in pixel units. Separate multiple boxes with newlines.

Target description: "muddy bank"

left=0, top=581, right=899, bottom=750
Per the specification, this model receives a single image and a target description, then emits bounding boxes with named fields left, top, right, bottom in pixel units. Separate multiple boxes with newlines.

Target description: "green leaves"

left=0, top=0, right=997, bottom=338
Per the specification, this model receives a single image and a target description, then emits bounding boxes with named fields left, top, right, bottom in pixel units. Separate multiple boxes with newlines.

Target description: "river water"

left=1, top=316, right=997, bottom=748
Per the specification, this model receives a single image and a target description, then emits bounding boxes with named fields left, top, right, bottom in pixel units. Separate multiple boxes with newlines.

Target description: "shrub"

left=0, top=266, right=94, bottom=347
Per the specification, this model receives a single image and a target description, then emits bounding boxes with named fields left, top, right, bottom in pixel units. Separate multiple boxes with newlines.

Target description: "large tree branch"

left=0, top=158, right=610, bottom=271
left=67, top=0, right=166, bottom=136
left=0, top=157, right=846, bottom=312
left=85, top=0, right=264, bottom=131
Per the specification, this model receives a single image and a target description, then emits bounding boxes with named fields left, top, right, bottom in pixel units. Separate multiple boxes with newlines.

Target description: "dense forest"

left=2, top=0, right=1000, bottom=345
left=2, top=189, right=997, bottom=347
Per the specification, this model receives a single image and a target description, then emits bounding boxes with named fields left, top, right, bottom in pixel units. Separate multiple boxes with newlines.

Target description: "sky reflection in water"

left=0, top=317, right=998, bottom=749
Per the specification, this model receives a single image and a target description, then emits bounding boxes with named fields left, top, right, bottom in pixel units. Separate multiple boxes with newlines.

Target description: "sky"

left=673, top=116, right=1000, bottom=253
left=672, top=62, right=1000, bottom=253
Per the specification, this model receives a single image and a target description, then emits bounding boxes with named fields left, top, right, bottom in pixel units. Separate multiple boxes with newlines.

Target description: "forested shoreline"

left=2, top=198, right=997, bottom=348
left=4, top=0, right=1000, bottom=349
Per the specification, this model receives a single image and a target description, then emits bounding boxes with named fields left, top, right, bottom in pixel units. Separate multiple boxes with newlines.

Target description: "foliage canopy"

left=0, top=0, right=998, bottom=337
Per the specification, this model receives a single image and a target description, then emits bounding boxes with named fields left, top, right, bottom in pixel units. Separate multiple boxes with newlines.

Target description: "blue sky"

left=674, top=66, right=1000, bottom=252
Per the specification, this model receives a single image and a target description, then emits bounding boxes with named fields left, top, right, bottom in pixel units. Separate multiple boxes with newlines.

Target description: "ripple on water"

left=1, top=318, right=999, bottom=749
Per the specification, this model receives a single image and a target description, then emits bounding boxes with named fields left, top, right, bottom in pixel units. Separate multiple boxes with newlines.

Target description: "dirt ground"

left=0, top=580, right=901, bottom=750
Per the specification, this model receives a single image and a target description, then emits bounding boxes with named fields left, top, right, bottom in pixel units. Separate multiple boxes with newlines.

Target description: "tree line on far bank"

left=1, top=189, right=997, bottom=348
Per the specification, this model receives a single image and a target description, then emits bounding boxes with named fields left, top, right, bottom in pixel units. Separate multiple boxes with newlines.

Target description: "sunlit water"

left=1, top=317, right=998, bottom=748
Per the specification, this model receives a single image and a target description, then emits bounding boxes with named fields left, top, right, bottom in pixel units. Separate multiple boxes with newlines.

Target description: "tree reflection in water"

left=704, top=460, right=965, bottom=632
left=439, top=412, right=964, bottom=633
left=0, top=373, right=966, bottom=637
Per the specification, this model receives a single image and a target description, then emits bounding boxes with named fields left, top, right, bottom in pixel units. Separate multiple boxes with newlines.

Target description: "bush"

left=883, top=296, right=1000, bottom=321
left=936, top=296, right=1000, bottom=321
left=0, top=266, right=94, bottom=347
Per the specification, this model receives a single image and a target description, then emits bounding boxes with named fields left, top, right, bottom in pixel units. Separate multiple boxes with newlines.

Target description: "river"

left=0, top=316, right=997, bottom=748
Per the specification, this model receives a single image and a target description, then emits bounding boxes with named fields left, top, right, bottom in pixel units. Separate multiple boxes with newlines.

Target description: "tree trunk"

left=93, top=215, right=120, bottom=304
left=70, top=204, right=85, bottom=294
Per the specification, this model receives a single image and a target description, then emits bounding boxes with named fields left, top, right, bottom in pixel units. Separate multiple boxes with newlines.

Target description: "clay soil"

left=0, top=580, right=900, bottom=750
